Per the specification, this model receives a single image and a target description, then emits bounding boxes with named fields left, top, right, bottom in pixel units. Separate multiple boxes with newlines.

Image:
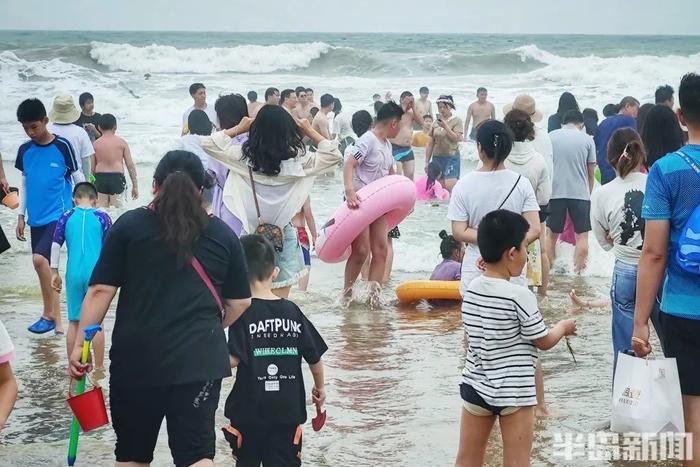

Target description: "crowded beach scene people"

left=1, top=2, right=700, bottom=466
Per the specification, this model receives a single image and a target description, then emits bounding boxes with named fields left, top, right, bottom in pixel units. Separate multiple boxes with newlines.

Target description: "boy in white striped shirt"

left=455, top=210, right=576, bottom=467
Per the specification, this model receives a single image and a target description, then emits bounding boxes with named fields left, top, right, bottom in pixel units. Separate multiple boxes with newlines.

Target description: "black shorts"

left=538, top=204, right=549, bottom=224
left=659, top=312, right=700, bottom=395
left=223, top=424, right=302, bottom=467
left=94, top=172, right=126, bottom=195
left=110, top=379, right=221, bottom=467
left=30, top=221, right=57, bottom=261
left=546, top=198, right=591, bottom=234
left=388, top=226, right=401, bottom=239
left=460, top=383, right=520, bottom=417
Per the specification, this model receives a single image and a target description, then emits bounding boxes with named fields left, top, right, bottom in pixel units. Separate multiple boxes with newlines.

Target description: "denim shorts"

left=610, top=260, right=663, bottom=371
left=432, top=154, right=461, bottom=180
left=272, top=224, right=308, bottom=289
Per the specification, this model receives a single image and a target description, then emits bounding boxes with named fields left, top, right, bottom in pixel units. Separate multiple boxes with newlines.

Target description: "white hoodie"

left=504, top=141, right=551, bottom=207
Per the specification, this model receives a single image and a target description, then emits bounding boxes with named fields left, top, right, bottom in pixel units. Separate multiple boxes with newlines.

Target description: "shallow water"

left=0, top=141, right=676, bottom=466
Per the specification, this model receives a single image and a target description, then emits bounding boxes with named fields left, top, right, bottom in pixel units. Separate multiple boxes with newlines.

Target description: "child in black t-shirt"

left=224, top=234, right=327, bottom=466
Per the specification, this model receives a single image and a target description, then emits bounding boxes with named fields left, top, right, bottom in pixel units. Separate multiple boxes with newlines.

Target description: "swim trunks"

left=391, top=144, right=415, bottom=162
left=388, top=226, right=401, bottom=239
left=460, top=383, right=520, bottom=417
left=297, top=226, right=311, bottom=267
left=469, top=127, right=477, bottom=141
left=94, top=172, right=127, bottom=195
left=30, top=221, right=58, bottom=261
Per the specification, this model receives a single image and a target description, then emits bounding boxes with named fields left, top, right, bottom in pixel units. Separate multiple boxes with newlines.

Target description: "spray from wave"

left=89, top=41, right=333, bottom=74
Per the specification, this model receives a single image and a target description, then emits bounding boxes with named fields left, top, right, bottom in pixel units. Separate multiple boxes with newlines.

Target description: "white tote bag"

left=611, top=352, right=685, bottom=434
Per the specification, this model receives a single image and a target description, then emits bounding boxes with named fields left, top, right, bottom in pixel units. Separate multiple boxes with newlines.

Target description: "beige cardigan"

left=200, top=132, right=342, bottom=234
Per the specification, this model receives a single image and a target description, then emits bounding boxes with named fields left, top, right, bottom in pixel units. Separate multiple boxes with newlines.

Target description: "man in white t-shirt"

left=182, top=83, right=218, bottom=135
left=47, top=95, right=93, bottom=179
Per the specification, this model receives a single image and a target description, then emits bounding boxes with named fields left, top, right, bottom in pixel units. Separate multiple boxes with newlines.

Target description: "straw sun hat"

left=503, top=94, right=543, bottom=123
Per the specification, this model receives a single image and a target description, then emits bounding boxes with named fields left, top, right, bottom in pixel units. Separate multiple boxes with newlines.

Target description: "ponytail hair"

left=607, top=128, right=646, bottom=179
left=152, top=150, right=211, bottom=265
left=476, top=119, right=514, bottom=169
left=439, top=229, right=462, bottom=260
left=426, top=161, right=442, bottom=191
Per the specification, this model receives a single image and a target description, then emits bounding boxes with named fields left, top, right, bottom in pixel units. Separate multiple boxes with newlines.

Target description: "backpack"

left=675, top=150, right=700, bottom=274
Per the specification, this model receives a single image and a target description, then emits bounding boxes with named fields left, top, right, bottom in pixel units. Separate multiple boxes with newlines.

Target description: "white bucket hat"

left=49, top=94, right=81, bottom=124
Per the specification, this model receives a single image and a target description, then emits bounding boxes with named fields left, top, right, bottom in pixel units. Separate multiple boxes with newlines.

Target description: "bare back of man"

left=93, top=132, right=138, bottom=208
left=248, top=101, right=264, bottom=118
left=312, top=112, right=331, bottom=140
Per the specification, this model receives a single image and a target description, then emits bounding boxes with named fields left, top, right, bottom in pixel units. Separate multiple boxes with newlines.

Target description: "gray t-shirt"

left=345, top=131, right=393, bottom=191
left=550, top=125, right=596, bottom=201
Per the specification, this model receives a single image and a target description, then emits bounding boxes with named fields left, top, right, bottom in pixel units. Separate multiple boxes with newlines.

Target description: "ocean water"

left=0, top=31, right=695, bottom=466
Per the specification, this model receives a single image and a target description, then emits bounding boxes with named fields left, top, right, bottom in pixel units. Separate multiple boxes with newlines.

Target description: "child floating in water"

left=430, top=230, right=464, bottom=281
left=415, top=161, right=450, bottom=201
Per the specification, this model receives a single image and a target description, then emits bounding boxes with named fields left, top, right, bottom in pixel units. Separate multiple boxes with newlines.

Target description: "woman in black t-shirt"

left=68, top=150, right=251, bottom=467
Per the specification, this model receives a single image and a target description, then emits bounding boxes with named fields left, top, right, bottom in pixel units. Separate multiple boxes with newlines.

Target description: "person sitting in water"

left=454, top=209, right=577, bottom=467
left=415, top=161, right=450, bottom=201
left=93, top=113, right=138, bottom=208
left=430, top=230, right=464, bottom=281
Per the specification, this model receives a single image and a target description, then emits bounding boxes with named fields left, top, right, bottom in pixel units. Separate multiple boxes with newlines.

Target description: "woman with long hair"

left=591, top=128, right=662, bottom=371
left=201, top=105, right=342, bottom=297
left=69, top=150, right=252, bottom=466
left=548, top=92, right=580, bottom=133
left=641, top=104, right=684, bottom=169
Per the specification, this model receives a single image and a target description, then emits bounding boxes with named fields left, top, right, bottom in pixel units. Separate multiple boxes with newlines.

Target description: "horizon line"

left=0, top=29, right=698, bottom=37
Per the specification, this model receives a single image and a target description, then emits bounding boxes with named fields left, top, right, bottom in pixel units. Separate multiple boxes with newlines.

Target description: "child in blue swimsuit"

left=50, top=182, right=111, bottom=367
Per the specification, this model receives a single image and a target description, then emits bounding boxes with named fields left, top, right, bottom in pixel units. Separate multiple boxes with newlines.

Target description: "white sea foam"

left=511, top=44, right=700, bottom=92
left=89, top=41, right=333, bottom=74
